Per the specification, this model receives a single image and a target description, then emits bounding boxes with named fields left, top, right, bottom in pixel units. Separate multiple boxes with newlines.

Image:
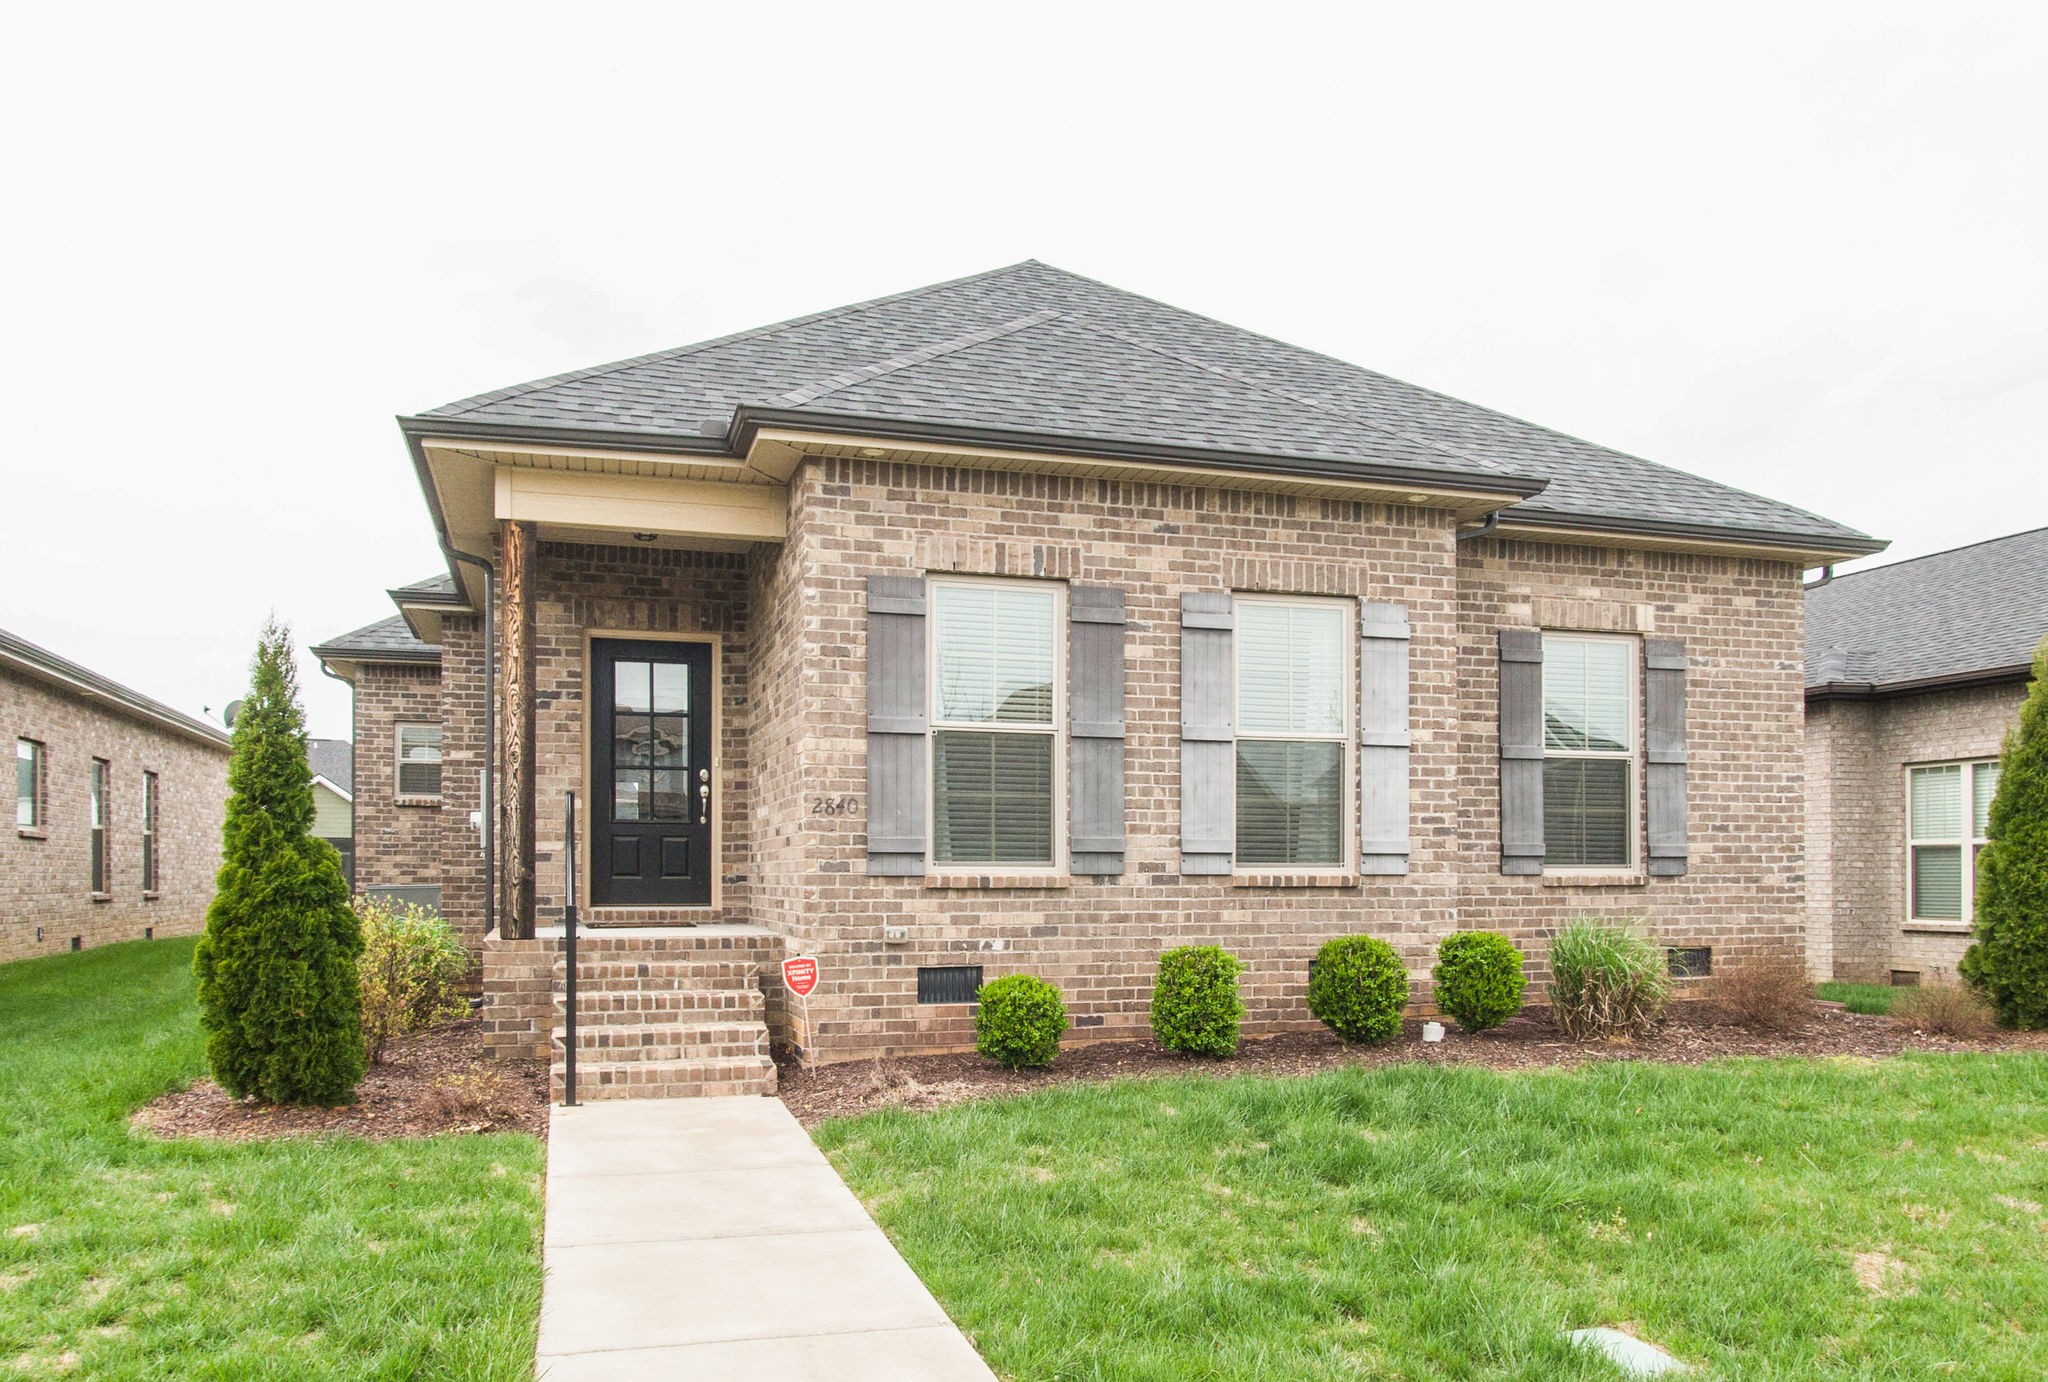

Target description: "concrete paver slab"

left=538, top=1096, right=996, bottom=1381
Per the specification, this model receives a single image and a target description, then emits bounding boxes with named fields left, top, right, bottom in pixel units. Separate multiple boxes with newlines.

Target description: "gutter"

left=1495, top=509, right=1887, bottom=560
left=1805, top=662, right=2035, bottom=702
left=398, top=409, right=1552, bottom=502
left=0, top=630, right=231, bottom=751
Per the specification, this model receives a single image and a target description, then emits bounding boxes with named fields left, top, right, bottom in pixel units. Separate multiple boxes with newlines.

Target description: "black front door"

left=592, top=639, right=714, bottom=907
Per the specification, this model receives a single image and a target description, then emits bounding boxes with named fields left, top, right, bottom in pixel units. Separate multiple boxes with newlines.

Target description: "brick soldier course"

left=2, top=627, right=230, bottom=963
left=317, top=261, right=1885, bottom=1095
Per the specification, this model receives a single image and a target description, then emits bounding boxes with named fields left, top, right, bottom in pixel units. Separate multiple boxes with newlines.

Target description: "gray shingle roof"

left=1806, top=527, right=2048, bottom=694
left=390, top=573, right=459, bottom=600
left=416, top=260, right=1877, bottom=552
left=309, top=615, right=440, bottom=664
left=307, top=737, right=353, bottom=794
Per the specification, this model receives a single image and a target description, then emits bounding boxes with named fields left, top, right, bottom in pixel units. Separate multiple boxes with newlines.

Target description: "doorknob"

left=698, top=768, right=710, bottom=825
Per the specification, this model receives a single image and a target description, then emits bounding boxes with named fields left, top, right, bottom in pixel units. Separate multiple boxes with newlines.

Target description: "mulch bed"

left=775, top=1002, right=2048, bottom=1127
left=134, top=1019, right=549, bottom=1142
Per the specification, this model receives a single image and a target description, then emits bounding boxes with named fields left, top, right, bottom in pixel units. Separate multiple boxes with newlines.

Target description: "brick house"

left=318, top=261, right=1882, bottom=1096
left=1805, top=527, right=2046, bottom=984
left=3, top=626, right=230, bottom=962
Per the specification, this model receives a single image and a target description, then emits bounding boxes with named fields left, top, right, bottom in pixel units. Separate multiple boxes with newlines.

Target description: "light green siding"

left=313, top=780, right=352, bottom=839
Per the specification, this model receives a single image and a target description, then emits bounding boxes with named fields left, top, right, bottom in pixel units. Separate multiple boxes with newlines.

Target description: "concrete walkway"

left=537, top=1097, right=998, bottom=1381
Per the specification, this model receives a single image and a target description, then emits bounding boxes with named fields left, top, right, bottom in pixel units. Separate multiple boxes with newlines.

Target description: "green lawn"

left=820, top=1055, right=2048, bottom=1380
left=1816, top=982, right=1900, bottom=1015
left=0, top=938, right=543, bottom=1380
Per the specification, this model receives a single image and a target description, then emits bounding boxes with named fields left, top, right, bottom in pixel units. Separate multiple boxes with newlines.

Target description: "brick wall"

left=2, top=666, right=227, bottom=962
left=350, top=661, right=445, bottom=898
left=1807, top=681, right=2027, bottom=982
left=740, top=458, right=1818, bottom=1062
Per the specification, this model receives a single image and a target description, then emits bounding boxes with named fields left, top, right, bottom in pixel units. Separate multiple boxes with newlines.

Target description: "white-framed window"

left=396, top=724, right=444, bottom=799
left=89, top=758, right=109, bottom=893
left=1907, top=759, right=2000, bottom=924
left=142, top=770, right=160, bottom=893
left=1234, top=595, right=1352, bottom=869
left=1542, top=632, right=1638, bottom=870
left=15, top=738, right=42, bottom=830
left=928, top=578, right=1064, bottom=868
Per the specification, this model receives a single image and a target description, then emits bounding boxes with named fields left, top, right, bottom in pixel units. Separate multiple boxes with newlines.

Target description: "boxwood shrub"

left=1430, top=931, right=1527, bottom=1033
left=973, top=974, right=1069, bottom=1068
left=1306, top=935, right=1409, bottom=1044
left=1150, top=945, right=1246, bottom=1056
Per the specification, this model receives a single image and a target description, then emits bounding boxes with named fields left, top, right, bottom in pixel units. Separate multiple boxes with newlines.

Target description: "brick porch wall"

left=1807, top=681, right=2027, bottom=983
left=1, top=666, right=227, bottom=962
left=349, top=660, right=445, bottom=901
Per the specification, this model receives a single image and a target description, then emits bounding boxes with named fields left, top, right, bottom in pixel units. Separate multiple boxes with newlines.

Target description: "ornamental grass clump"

left=1546, top=916, right=1670, bottom=1039
left=358, top=896, right=473, bottom=1063
left=1960, top=638, right=2048, bottom=1029
left=1431, top=931, right=1527, bottom=1033
left=1307, top=936, right=1409, bottom=1044
left=1150, top=945, right=1246, bottom=1057
left=973, top=974, right=1069, bottom=1069
left=193, top=621, right=365, bottom=1105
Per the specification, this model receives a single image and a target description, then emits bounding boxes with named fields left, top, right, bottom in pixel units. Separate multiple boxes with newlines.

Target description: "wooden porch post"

left=500, top=519, right=539, bottom=938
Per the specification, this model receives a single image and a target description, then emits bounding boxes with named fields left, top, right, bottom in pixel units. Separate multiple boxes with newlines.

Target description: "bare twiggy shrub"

left=427, top=1071, right=519, bottom=1122
left=1703, top=949, right=1815, bottom=1032
left=1890, top=985, right=1997, bottom=1039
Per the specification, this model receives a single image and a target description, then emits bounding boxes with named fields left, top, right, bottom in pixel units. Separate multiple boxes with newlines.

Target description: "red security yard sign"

left=783, top=955, right=819, bottom=997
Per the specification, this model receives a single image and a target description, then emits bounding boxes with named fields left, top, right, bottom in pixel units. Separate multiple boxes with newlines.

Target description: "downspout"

left=448, top=549, right=497, bottom=939
left=1456, top=510, right=1504, bottom=543
left=1808, top=564, right=1835, bottom=588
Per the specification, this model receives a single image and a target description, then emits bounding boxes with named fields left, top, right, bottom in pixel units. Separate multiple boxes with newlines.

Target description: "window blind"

left=1235, top=740, right=1342, bottom=866
left=933, top=731, right=1054, bottom=864
left=1543, top=757, right=1630, bottom=868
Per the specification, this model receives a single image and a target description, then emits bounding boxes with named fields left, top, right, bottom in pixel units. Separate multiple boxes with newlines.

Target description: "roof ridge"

left=770, top=308, right=1063, bottom=410
left=1817, top=525, right=2048, bottom=585
left=425, top=261, right=1044, bottom=420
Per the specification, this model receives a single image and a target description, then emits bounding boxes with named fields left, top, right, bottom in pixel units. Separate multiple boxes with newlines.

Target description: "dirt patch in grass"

left=133, top=1019, right=547, bottom=1142
left=778, top=1001, right=2048, bottom=1126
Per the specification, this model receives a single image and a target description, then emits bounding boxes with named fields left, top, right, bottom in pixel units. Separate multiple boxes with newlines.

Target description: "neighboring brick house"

left=3, top=627, right=230, bottom=962
left=1805, top=527, right=2047, bottom=984
left=322, top=260, right=1883, bottom=1095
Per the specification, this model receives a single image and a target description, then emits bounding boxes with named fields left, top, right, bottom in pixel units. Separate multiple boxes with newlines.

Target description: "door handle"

left=698, top=768, right=710, bottom=825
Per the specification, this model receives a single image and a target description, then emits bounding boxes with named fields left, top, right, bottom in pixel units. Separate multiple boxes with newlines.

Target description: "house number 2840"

left=810, top=795, right=860, bottom=816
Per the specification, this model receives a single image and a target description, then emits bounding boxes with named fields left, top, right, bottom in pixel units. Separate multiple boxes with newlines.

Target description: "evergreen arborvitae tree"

left=1961, top=637, right=2048, bottom=1029
left=194, top=621, right=365, bottom=1103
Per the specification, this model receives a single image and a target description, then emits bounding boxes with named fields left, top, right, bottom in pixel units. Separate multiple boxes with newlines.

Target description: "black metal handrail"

left=561, top=791, right=579, bottom=1107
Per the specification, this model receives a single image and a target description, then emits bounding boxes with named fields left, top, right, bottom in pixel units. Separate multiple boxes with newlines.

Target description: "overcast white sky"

left=3, top=3, right=2042, bottom=741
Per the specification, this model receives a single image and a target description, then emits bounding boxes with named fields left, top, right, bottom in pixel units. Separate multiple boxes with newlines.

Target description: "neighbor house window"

left=142, top=771, right=160, bottom=893
left=1542, top=633, right=1637, bottom=869
left=15, top=739, right=42, bottom=829
left=929, top=579, right=1061, bottom=867
left=1234, top=596, right=1350, bottom=868
left=396, top=724, right=443, bottom=799
left=1907, top=760, right=2000, bottom=923
left=90, top=758, right=109, bottom=893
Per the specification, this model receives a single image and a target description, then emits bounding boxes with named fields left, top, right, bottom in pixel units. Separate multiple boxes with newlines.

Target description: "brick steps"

left=545, top=926, right=781, bottom=1100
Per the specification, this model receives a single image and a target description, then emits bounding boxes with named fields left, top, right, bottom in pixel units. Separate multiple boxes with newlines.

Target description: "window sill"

left=924, top=873, right=1072, bottom=891
left=1232, top=872, right=1360, bottom=889
left=17, top=827, right=46, bottom=840
left=394, top=796, right=443, bottom=809
left=1902, top=921, right=1971, bottom=935
left=90, top=892, right=112, bottom=904
left=1541, top=872, right=1647, bottom=889
left=142, top=891, right=161, bottom=902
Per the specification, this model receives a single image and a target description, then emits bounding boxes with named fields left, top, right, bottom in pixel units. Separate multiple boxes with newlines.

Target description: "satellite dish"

left=223, top=699, right=244, bottom=728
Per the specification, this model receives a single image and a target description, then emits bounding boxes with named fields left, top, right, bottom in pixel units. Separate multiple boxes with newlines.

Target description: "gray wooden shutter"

left=866, top=575, right=927, bottom=876
left=1180, top=592, right=1234, bottom=875
left=1644, top=638, right=1688, bottom=876
left=1069, top=586, right=1127, bottom=876
left=1498, top=629, right=1545, bottom=876
left=1358, top=602, right=1410, bottom=875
